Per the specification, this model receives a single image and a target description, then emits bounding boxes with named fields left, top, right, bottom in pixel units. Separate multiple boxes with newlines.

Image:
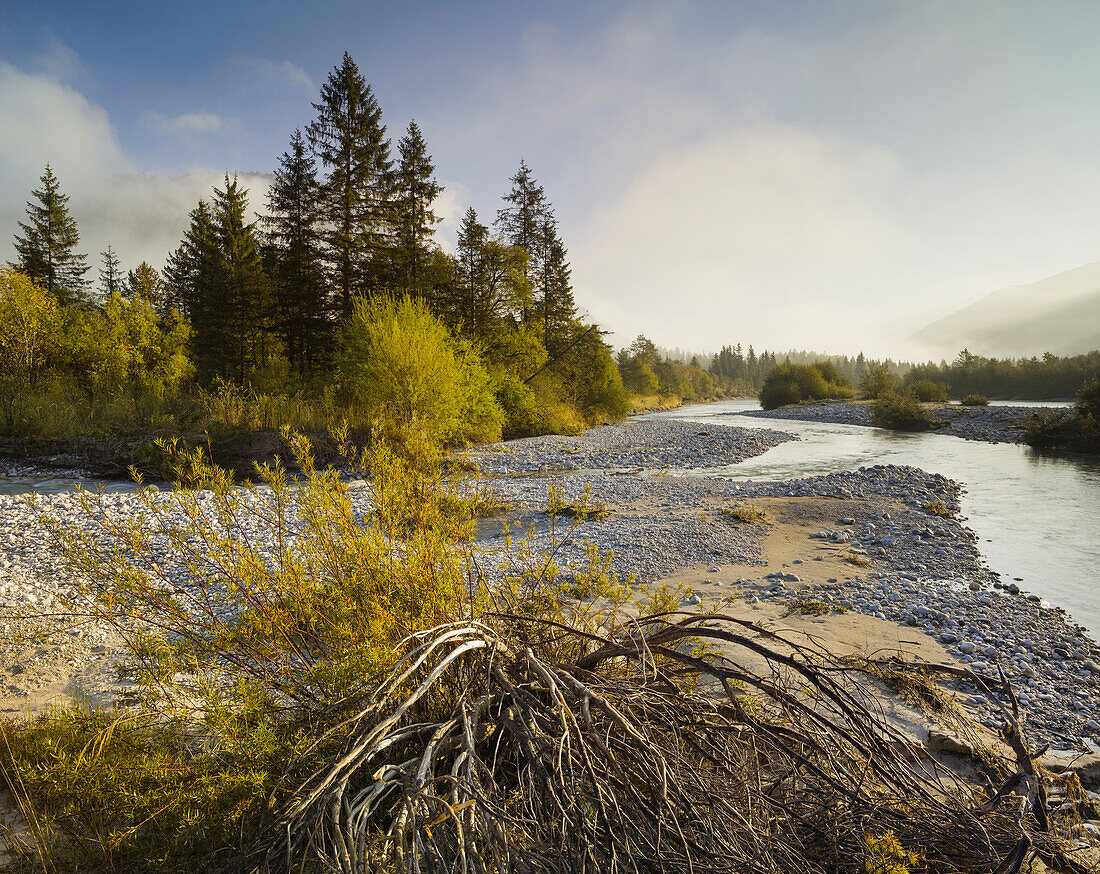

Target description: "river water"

left=640, top=399, right=1100, bottom=637
left=3, top=402, right=1098, bottom=635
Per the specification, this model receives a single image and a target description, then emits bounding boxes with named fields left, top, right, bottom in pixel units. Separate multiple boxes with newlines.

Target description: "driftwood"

left=249, top=612, right=1085, bottom=873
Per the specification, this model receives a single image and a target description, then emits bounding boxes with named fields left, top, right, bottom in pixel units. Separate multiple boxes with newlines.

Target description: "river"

left=3, top=402, right=1098, bottom=635
left=640, top=399, right=1100, bottom=637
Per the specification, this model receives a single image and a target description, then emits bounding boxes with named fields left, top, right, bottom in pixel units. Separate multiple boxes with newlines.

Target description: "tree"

left=859, top=360, right=896, bottom=400
left=338, top=294, right=503, bottom=445
left=13, top=164, right=89, bottom=304
left=165, top=200, right=224, bottom=377
left=389, top=120, right=442, bottom=296
left=309, top=52, right=392, bottom=319
left=0, top=268, right=61, bottom=429
left=534, top=219, right=577, bottom=352
left=212, top=174, right=272, bottom=381
left=265, top=129, right=329, bottom=374
left=438, top=208, right=530, bottom=345
left=98, top=245, right=123, bottom=298
left=125, top=262, right=168, bottom=314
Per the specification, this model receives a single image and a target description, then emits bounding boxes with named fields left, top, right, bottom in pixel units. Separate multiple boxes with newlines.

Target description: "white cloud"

left=142, top=110, right=236, bottom=138
left=34, top=34, right=84, bottom=83
left=0, top=61, right=268, bottom=275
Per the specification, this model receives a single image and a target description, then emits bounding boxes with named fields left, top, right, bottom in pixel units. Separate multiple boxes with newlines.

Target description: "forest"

left=0, top=52, right=632, bottom=458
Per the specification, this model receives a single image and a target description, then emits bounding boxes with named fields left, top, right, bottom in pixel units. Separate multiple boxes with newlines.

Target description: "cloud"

left=0, top=61, right=268, bottom=275
left=34, top=33, right=84, bottom=83
left=237, top=57, right=313, bottom=93
left=572, top=123, right=908, bottom=353
left=142, top=110, right=236, bottom=138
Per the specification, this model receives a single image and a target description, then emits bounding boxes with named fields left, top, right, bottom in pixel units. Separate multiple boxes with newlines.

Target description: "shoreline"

left=0, top=418, right=1097, bottom=765
left=735, top=399, right=1049, bottom=444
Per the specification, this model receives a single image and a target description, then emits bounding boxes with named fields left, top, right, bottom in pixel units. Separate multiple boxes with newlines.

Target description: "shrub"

left=721, top=502, right=768, bottom=524
left=906, top=379, right=948, bottom=403
left=871, top=391, right=937, bottom=431
left=338, top=294, right=504, bottom=445
left=859, top=361, right=896, bottom=400
left=1076, top=376, right=1100, bottom=418
left=961, top=394, right=989, bottom=406
left=759, top=362, right=854, bottom=410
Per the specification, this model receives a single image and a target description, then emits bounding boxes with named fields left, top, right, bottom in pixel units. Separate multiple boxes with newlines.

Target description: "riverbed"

left=640, top=399, right=1100, bottom=636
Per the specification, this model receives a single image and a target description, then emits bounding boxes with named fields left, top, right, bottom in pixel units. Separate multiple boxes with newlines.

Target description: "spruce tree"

left=165, top=200, right=225, bottom=377
left=495, top=160, right=556, bottom=326
left=389, top=119, right=442, bottom=296
left=212, top=174, right=271, bottom=381
left=124, top=262, right=167, bottom=314
left=534, top=218, right=577, bottom=353
left=308, top=52, right=392, bottom=319
left=265, top=129, right=328, bottom=373
left=14, top=163, right=89, bottom=304
left=98, top=244, right=123, bottom=298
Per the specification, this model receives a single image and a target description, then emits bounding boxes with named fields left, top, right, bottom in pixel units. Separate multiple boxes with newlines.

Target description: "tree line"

left=3, top=52, right=628, bottom=445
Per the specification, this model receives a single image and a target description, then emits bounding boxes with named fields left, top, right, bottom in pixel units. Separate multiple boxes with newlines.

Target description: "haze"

left=3, top=0, right=1100, bottom=359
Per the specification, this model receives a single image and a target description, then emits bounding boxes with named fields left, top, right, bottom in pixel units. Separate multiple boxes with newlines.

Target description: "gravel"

left=736, top=402, right=1048, bottom=444
left=0, top=417, right=1096, bottom=751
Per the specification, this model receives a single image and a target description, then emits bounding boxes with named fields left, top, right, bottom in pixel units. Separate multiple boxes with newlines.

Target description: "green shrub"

left=871, top=390, right=937, bottom=431
left=338, top=294, right=504, bottom=446
left=1076, top=376, right=1100, bottom=418
left=859, top=361, right=896, bottom=400
left=1025, top=407, right=1100, bottom=453
left=759, top=362, right=854, bottom=410
left=961, top=394, right=989, bottom=406
left=906, top=379, right=948, bottom=403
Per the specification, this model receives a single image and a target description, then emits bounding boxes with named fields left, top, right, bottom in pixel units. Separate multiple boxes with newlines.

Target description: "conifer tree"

left=495, top=159, right=553, bottom=306
left=265, top=129, right=328, bottom=373
left=124, top=262, right=167, bottom=314
left=308, top=52, right=392, bottom=319
left=534, top=218, right=577, bottom=353
left=389, top=119, right=442, bottom=296
left=212, top=174, right=271, bottom=381
left=98, top=244, right=123, bottom=298
left=14, top=164, right=89, bottom=304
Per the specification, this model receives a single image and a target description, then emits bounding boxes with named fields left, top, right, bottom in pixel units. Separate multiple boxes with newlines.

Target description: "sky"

left=3, top=0, right=1100, bottom=358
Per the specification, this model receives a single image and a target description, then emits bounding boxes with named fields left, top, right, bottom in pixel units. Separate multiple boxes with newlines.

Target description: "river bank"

left=736, top=400, right=1047, bottom=444
left=0, top=418, right=1097, bottom=771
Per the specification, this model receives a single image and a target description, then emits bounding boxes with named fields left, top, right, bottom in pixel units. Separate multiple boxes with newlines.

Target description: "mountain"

left=912, top=262, right=1100, bottom=359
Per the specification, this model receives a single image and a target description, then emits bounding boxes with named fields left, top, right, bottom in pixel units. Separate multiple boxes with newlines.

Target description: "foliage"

left=0, top=268, right=61, bottom=430
left=1076, top=376, right=1100, bottom=418
left=759, top=361, right=854, bottom=410
left=338, top=293, right=504, bottom=445
left=906, top=348, right=1100, bottom=400
left=922, top=499, right=954, bottom=517
left=859, top=360, right=897, bottom=399
left=906, top=379, right=948, bottom=402
left=721, top=502, right=768, bottom=524
left=13, top=163, right=89, bottom=304
left=961, top=394, right=989, bottom=406
left=871, top=390, right=938, bottom=431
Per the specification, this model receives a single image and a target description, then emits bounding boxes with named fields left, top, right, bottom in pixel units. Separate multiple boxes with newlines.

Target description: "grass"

left=720, top=502, right=768, bottom=524
left=921, top=499, right=955, bottom=518
left=841, top=551, right=872, bottom=567
left=783, top=596, right=847, bottom=617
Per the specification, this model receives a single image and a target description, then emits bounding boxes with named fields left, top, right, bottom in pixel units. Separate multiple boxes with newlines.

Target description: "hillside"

left=913, top=262, right=1100, bottom=358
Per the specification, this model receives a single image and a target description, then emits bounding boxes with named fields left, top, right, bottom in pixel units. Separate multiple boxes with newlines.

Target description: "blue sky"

left=3, top=1, right=1100, bottom=355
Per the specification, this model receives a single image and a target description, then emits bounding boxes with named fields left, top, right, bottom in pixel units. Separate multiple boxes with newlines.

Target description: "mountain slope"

left=912, top=262, right=1100, bottom=358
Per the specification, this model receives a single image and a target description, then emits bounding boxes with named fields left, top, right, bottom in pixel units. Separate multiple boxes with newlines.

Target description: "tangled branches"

left=252, top=613, right=1076, bottom=873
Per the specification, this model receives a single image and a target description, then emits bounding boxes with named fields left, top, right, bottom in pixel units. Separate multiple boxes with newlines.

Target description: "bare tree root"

left=250, top=613, right=1081, bottom=873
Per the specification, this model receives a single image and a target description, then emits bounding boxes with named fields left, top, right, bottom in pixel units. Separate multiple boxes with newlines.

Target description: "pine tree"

left=495, top=159, right=553, bottom=311
left=441, top=207, right=529, bottom=343
left=98, top=244, right=123, bottom=298
left=165, top=200, right=225, bottom=378
left=265, top=129, right=329, bottom=373
left=308, top=52, right=392, bottom=319
left=14, top=164, right=89, bottom=304
left=212, top=174, right=272, bottom=381
left=389, top=120, right=442, bottom=296
left=534, top=218, right=577, bottom=353
left=124, top=262, right=167, bottom=314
